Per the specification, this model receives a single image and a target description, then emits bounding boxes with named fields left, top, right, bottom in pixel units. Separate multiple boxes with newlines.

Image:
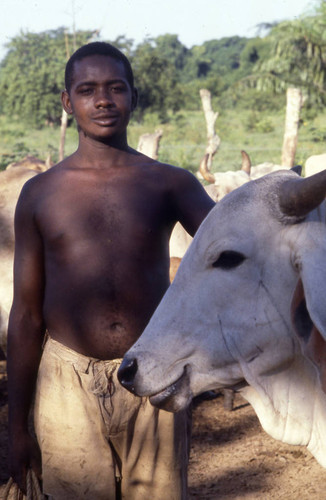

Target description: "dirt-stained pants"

left=34, top=337, right=190, bottom=500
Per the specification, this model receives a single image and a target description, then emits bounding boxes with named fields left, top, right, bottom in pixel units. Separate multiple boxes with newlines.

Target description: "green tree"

left=131, top=39, right=184, bottom=120
left=182, top=44, right=212, bottom=81
left=237, top=37, right=270, bottom=78
left=0, top=28, right=95, bottom=127
left=248, top=2, right=326, bottom=103
left=154, top=34, right=188, bottom=72
left=182, top=37, right=252, bottom=84
left=109, top=35, right=135, bottom=60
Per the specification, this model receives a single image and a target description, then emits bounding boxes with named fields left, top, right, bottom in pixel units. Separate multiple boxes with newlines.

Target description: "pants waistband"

left=43, top=335, right=122, bottom=375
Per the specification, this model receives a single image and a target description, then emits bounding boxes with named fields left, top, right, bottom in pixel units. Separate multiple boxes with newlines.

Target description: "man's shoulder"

left=156, top=162, right=204, bottom=194
left=18, top=160, right=69, bottom=203
left=142, top=158, right=196, bottom=183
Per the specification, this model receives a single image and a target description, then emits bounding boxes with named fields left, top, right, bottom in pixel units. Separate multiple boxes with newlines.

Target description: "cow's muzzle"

left=118, top=357, right=193, bottom=412
left=117, top=357, right=138, bottom=394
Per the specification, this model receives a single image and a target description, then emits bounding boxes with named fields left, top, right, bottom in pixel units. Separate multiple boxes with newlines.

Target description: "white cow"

left=250, top=162, right=284, bottom=179
left=197, top=151, right=251, bottom=201
left=203, top=170, right=250, bottom=200
left=0, top=166, right=41, bottom=353
left=119, top=167, right=326, bottom=468
left=204, top=162, right=284, bottom=195
left=197, top=150, right=287, bottom=200
left=169, top=155, right=286, bottom=279
left=305, top=153, right=326, bottom=177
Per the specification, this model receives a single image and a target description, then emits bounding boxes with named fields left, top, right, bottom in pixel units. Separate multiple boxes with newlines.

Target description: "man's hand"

left=9, top=431, right=42, bottom=493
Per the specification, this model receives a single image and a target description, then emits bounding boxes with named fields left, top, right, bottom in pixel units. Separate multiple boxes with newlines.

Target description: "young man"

left=7, top=42, right=215, bottom=499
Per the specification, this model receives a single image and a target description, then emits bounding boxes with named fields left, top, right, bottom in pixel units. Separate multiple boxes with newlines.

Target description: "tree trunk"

left=137, top=129, right=163, bottom=159
left=199, top=89, right=220, bottom=180
left=59, top=109, right=68, bottom=162
left=281, top=87, right=302, bottom=167
left=58, top=30, right=72, bottom=162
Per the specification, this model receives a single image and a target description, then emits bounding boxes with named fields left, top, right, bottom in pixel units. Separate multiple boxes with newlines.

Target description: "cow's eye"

left=212, top=251, right=246, bottom=270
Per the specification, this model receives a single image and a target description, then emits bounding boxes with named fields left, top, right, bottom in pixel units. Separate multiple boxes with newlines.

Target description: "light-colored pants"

left=34, top=337, right=190, bottom=500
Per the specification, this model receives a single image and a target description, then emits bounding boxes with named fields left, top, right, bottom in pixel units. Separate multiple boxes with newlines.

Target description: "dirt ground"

left=1, top=359, right=326, bottom=499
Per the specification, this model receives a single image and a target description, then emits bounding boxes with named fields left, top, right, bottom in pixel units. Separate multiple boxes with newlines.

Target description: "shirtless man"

left=7, top=42, right=215, bottom=499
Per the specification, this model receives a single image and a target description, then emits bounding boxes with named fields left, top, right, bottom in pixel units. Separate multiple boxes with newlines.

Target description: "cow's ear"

left=291, top=165, right=302, bottom=176
left=291, top=227, right=326, bottom=393
left=291, top=278, right=326, bottom=393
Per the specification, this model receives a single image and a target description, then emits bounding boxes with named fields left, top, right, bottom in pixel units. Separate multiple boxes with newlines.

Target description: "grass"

left=1, top=102, right=326, bottom=173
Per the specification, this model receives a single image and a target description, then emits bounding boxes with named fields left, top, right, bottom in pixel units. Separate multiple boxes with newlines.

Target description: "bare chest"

left=36, top=175, right=173, bottom=260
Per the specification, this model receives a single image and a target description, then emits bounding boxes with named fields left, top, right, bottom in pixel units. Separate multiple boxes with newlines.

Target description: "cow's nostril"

left=117, top=357, right=138, bottom=392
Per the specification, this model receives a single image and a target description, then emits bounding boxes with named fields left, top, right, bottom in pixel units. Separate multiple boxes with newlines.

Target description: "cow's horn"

left=199, top=154, right=215, bottom=184
left=241, top=150, right=251, bottom=174
left=279, top=169, right=326, bottom=217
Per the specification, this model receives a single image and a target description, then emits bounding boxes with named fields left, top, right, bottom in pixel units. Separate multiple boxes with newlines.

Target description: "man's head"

left=62, top=42, right=137, bottom=144
left=65, top=42, right=134, bottom=94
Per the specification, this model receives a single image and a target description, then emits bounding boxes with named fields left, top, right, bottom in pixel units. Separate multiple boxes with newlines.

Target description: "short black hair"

left=65, top=42, right=134, bottom=93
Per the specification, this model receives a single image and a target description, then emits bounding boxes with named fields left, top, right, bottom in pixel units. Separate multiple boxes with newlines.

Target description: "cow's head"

left=118, top=167, right=326, bottom=465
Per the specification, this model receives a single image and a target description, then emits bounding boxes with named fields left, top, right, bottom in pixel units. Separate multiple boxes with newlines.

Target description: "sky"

left=0, top=0, right=319, bottom=62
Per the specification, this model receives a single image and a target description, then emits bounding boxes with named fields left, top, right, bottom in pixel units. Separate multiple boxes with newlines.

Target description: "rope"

left=31, top=470, right=44, bottom=499
left=3, top=477, right=14, bottom=499
left=3, top=470, right=45, bottom=500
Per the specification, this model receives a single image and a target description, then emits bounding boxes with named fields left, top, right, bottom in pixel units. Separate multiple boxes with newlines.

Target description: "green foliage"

left=237, top=37, right=271, bottom=78
left=131, top=39, right=184, bottom=120
left=0, top=1, right=325, bottom=131
left=245, top=2, right=326, bottom=104
left=0, top=112, right=77, bottom=169
left=154, top=34, right=189, bottom=72
left=1, top=99, right=325, bottom=174
left=303, top=123, right=326, bottom=142
left=244, top=112, right=275, bottom=133
left=0, top=28, right=95, bottom=127
left=181, top=36, right=254, bottom=86
left=221, top=86, right=285, bottom=112
left=202, top=37, right=248, bottom=78
left=109, top=35, right=135, bottom=60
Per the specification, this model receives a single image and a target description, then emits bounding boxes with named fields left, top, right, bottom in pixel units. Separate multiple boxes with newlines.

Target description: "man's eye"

left=212, top=251, right=246, bottom=270
left=110, top=86, right=125, bottom=93
left=79, top=88, right=93, bottom=95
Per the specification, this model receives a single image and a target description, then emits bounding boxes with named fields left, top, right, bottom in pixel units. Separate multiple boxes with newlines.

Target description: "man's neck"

left=74, top=132, right=135, bottom=168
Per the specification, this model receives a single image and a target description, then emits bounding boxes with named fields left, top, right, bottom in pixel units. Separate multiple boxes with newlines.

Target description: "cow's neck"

left=240, top=353, right=326, bottom=468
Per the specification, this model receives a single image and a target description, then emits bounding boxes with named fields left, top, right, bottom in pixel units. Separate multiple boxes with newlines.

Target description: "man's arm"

left=171, top=167, right=215, bottom=236
left=7, top=181, right=45, bottom=492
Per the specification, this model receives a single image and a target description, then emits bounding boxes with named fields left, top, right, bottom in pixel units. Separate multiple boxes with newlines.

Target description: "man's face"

left=62, top=55, right=137, bottom=143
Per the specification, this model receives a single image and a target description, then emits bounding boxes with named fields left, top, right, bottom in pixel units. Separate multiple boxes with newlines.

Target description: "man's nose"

left=95, top=89, right=113, bottom=107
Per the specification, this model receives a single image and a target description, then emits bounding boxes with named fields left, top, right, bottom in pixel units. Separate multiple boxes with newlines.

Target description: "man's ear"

left=61, top=90, right=74, bottom=115
left=131, top=88, right=138, bottom=112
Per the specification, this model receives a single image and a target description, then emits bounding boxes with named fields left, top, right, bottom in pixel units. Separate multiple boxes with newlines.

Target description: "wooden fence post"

left=199, top=89, right=220, bottom=181
left=137, top=129, right=163, bottom=160
left=281, top=87, right=302, bottom=167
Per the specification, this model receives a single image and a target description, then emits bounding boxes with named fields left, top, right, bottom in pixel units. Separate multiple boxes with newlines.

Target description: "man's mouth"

left=92, top=115, right=119, bottom=125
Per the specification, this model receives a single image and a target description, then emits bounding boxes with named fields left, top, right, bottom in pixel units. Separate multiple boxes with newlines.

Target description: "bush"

left=305, top=125, right=326, bottom=143
left=245, top=112, right=274, bottom=133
